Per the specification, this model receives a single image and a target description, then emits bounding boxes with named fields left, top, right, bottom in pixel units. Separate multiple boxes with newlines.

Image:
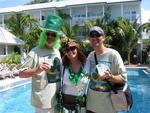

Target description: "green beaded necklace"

left=68, top=65, right=86, bottom=86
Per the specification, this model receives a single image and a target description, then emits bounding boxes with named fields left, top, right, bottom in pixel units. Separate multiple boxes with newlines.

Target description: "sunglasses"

left=46, top=32, right=56, bottom=37
left=89, top=31, right=102, bottom=38
left=65, top=46, right=76, bottom=52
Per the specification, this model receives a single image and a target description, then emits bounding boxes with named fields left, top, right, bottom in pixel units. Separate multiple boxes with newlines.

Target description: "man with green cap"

left=19, top=13, right=63, bottom=113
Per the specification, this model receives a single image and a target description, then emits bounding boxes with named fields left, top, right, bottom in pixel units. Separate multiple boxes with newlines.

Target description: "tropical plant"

left=0, top=52, right=21, bottom=64
left=142, top=20, right=150, bottom=33
left=56, top=9, right=71, bottom=21
left=61, top=22, right=80, bottom=39
left=25, top=26, right=42, bottom=51
left=5, top=13, right=25, bottom=38
left=5, top=12, right=40, bottom=52
left=79, top=39, right=92, bottom=56
left=110, top=18, right=141, bottom=64
left=85, top=19, right=95, bottom=30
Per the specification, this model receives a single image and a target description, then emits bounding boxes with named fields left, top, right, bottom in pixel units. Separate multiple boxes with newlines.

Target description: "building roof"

left=0, top=27, right=24, bottom=45
left=0, top=0, right=140, bottom=14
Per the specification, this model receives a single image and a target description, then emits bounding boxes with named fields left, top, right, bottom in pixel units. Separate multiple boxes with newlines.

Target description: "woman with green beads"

left=19, top=13, right=63, bottom=113
left=61, top=40, right=88, bottom=113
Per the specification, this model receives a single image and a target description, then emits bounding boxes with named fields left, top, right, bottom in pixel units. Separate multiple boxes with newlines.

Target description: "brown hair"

left=62, top=46, right=86, bottom=67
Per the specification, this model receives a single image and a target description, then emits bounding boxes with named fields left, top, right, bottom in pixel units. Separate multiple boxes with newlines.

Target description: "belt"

left=48, top=79, right=61, bottom=83
left=90, top=87, right=110, bottom=92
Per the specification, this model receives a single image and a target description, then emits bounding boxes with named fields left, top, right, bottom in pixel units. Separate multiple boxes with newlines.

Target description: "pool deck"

left=0, top=76, right=31, bottom=92
left=0, top=76, right=28, bottom=86
left=125, top=64, right=150, bottom=68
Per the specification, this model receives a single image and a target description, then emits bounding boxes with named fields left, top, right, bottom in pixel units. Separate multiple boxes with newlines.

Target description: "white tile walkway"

left=0, top=76, right=31, bottom=92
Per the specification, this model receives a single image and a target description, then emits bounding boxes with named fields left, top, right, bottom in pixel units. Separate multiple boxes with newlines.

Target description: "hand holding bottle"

left=36, top=62, right=51, bottom=74
left=44, top=58, right=53, bottom=74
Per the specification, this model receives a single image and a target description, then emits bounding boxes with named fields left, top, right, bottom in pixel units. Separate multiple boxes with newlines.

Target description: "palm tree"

left=25, top=26, right=41, bottom=52
left=5, top=12, right=40, bottom=52
left=5, top=13, right=25, bottom=38
left=142, top=20, right=150, bottom=33
left=110, top=18, right=141, bottom=64
left=61, top=22, right=80, bottom=39
left=85, top=19, right=95, bottom=29
left=56, top=9, right=71, bottom=21
left=21, top=14, right=39, bottom=43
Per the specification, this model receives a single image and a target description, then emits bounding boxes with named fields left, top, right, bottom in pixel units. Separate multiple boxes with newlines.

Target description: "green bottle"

left=47, top=57, right=61, bottom=83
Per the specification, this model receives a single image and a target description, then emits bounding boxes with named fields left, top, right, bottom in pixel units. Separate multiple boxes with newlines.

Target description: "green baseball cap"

left=41, top=13, right=63, bottom=33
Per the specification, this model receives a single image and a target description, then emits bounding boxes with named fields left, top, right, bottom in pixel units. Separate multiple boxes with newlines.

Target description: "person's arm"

left=107, top=72, right=126, bottom=84
left=98, top=50, right=127, bottom=84
left=109, top=51, right=127, bottom=84
left=105, top=72, right=125, bottom=83
left=84, top=54, right=92, bottom=78
left=19, top=62, right=50, bottom=78
left=19, top=67, right=39, bottom=78
left=97, top=71, right=125, bottom=84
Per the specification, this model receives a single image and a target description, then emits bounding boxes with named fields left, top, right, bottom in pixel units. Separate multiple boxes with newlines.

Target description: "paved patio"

left=0, top=76, right=31, bottom=92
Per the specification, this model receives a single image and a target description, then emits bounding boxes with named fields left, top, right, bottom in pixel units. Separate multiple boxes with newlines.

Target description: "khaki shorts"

left=86, top=88, right=116, bottom=113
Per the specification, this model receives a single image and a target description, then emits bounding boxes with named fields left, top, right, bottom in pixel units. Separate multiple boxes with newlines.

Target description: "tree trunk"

left=127, top=49, right=132, bottom=64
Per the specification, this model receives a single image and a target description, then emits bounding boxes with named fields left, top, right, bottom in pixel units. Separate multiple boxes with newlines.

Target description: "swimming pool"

left=0, top=83, right=34, bottom=113
left=0, top=67, right=150, bottom=113
left=120, top=67, right=150, bottom=113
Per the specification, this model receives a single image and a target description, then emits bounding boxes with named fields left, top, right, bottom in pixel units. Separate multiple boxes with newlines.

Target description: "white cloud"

left=141, top=8, right=150, bottom=24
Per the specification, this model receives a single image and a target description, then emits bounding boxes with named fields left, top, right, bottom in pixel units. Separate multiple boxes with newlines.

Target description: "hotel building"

left=0, top=0, right=142, bottom=59
left=0, top=0, right=142, bottom=29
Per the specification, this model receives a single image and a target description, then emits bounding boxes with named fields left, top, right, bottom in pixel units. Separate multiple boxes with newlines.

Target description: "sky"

left=0, top=0, right=32, bottom=8
left=141, top=0, right=150, bottom=23
left=0, top=0, right=149, bottom=23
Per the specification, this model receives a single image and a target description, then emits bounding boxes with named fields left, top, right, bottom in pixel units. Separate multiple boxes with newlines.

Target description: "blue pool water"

left=121, top=67, right=150, bottom=113
left=0, top=67, right=150, bottom=113
left=0, top=83, right=34, bottom=113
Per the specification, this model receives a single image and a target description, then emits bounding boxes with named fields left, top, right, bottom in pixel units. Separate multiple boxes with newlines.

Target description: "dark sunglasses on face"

left=89, top=31, right=102, bottom=38
left=65, top=46, right=76, bottom=52
left=46, top=32, right=56, bottom=37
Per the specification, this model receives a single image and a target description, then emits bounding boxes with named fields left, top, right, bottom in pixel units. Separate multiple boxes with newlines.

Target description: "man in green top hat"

left=19, top=13, right=63, bottom=113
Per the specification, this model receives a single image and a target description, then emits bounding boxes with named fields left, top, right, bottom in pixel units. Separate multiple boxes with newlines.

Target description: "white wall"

left=88, top=5, right=103, bottom=17
left=123, top=3, right=140, bottom=22
left=0, top=15, right=3, bottom=27
left=109, top=4, right=121, bottom=20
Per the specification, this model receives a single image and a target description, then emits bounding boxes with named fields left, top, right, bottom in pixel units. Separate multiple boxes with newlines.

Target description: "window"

left=42, top=16, right=45, bottom=20
left=97, top=12, right=103, bottom=16
left=131, top=11, right=136, bottom=22
left=124, top=11, right=136, bottom=22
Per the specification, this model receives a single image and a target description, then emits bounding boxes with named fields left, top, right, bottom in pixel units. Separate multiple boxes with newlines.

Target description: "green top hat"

left=42, top=13, right=63, bottom=33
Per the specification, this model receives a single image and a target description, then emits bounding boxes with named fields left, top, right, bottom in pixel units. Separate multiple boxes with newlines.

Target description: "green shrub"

left=0, top=52, right=21, bottom=64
